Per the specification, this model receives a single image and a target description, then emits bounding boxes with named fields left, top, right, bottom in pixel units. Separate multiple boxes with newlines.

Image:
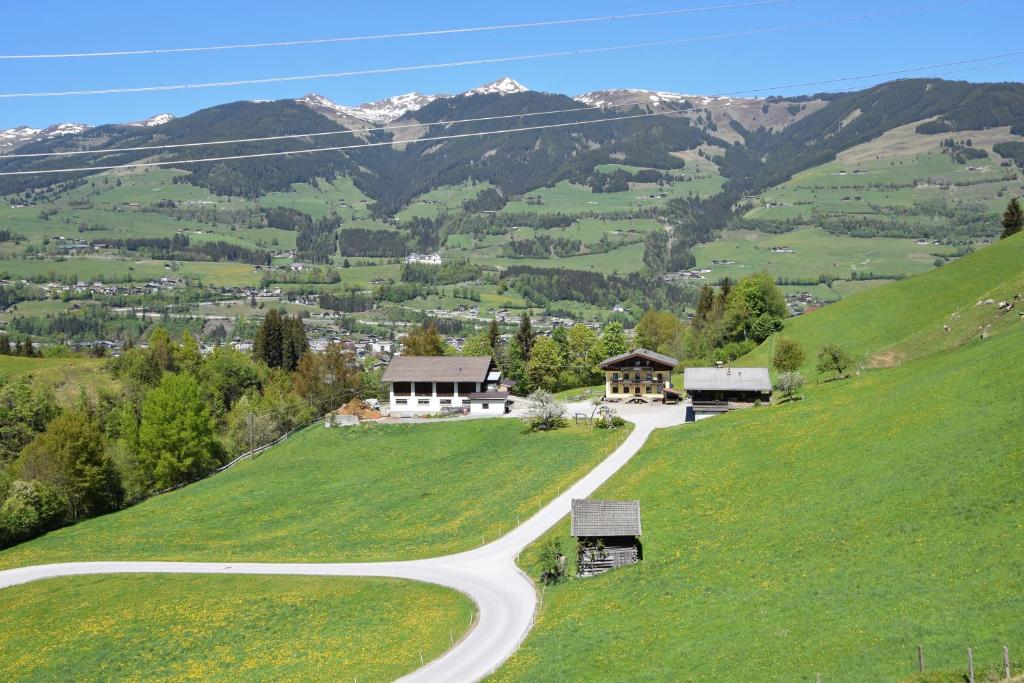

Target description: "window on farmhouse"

left=393, top=382, right=411, bottom=396
left=482, top=403, right=490, bottom=410
left=440, top=399, right=451, bottom=406
left=414, top=382, right=433, bottom=396
left=611, top=386, right=619, bottom=394
left=396, top=399, right=408, bottom=405
left=418, top=399, right=430, bottom=405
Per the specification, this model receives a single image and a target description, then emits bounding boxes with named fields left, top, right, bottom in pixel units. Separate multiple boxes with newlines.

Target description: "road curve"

left=0, top=403, right=687, bottom=682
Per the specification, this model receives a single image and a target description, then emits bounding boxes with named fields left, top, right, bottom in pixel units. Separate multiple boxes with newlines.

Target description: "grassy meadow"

left=494, top=247, right=1024, bottom=681
left=744, top=231, right=1024, bottom=371
left=692, top=227, right=957, bottom=282
left=0, top=574, right=472, bottom=682
left=745, top=151, right=1022, bottom=222
left=0, top=419, right=629, bottom=569
left=0, top=354, right=119, bottom=401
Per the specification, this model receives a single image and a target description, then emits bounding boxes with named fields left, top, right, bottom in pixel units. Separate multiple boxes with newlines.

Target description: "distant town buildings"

left=405, top=252, right=443, bottom=265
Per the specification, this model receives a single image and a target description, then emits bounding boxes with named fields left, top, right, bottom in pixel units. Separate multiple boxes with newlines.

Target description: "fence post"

left=918, top=645, right=925, bottom=672
left=1005, top=645, right=1011, bottom=680
left=968, top=647, right=975, bottom=683
left=816, top=673, right=821, bottom=683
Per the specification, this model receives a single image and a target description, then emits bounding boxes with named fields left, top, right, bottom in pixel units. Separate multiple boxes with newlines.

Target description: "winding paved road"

left=0, top=402, right=687, bottom=682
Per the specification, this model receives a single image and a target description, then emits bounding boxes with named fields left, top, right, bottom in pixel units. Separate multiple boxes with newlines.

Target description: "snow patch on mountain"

left=298, top=92, right=438, bottom=125
left=465, top=77, right=529, bottom=96
left=0, top=122, right=91, bottom=148
left=128, top=113, right=175, bottom=127
left=575, top=89, right=735, bottom=109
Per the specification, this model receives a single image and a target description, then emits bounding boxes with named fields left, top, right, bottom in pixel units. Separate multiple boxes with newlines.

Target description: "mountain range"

left=1, top=76, right=1021, bottom=220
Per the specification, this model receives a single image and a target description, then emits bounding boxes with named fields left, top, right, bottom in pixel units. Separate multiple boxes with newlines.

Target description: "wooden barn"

left=571, top=499, right=643, bottom=577
left=683, top=365, right=772, bottom=413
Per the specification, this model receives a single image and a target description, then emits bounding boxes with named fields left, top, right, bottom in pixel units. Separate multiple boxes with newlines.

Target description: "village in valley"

left=1, top=2, right=1022, bottom=682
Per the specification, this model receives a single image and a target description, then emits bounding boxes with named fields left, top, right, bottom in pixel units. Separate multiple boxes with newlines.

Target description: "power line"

left=0, top=0, right=971, bottom=99
left=2, top=39, right=1016, bottom=180
left=0, top=110, right=695, bottom=175
left=0, top=1, right=794, bottom=60
left=4, top=48, right=1019, bottom=161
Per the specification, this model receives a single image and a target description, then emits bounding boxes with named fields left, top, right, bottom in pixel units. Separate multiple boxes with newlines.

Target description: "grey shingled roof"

left=382, top=356, right=493, bottom=383
left=571, top=499, right=642, bottom=537
left=683, top=366, right=772, bottom=392
left=599, top=348, right=678, bottom=370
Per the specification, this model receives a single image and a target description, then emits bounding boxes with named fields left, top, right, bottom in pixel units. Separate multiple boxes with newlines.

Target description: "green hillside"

left=1, top=574, right=472, bottom=682
left=0, top=419, right=627, bottom=569
left=494, top=240, right=1024, bottom=681
left=745, top=232, right=1024, bottom=371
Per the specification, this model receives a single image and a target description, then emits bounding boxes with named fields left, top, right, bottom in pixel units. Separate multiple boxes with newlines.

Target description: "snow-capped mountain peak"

left=465, top=77, right=530, bottom=97
left=574, top=88, right=736, bottom=109
left=128, top=113, right=175, bottom=127
left=0, top=122, right=91, bottom=150
left=298, top=92, right=438, bottom=125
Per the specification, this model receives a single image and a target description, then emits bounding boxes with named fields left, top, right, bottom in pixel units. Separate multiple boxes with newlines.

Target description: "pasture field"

left=495, top=238, right=1024, bottom=681
left=499, top=170, right=725, bottom=217
left=0, top=354, right=119, bottom=401
left=743, top=232, right=1024, bottom=372
left=691, top=227, right=957, bottom=281
left=0, top=574, right=472, bottom=683
left=473, top=241, right=645, bottom=275
left=396, top=182, right=495, bottom=221
left=0, top=257, right=260, bottom=287
left=0, top=419, right=629, bottom=569
left=746, top=151, right=1022, bottom=222
left=259, top=176, right=373, bottom=220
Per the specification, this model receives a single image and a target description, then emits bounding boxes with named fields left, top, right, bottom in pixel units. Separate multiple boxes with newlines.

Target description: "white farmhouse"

left=382, top=356, right=509, bottom=416
left=405, top=252, right=443, bottom=265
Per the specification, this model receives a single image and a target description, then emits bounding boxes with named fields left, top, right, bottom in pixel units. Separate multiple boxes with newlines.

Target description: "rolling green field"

left=744, top=231, right=1024, bottom=371
left=746, top=152, right=1022, bottom=222
left=494, top=237, right=1024, bottom=682
left=692, top=227, right=957, bottom=282
left=0, top=574, right=472, bottom=682
left=0, top=256, right=261, bottom=287
left=0, top=354, right=119, bottom=401
left=0, top=419, right=628, bottom=569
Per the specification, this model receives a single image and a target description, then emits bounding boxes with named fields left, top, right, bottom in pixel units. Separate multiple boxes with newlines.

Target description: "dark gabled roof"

left=468, top=390, right=509, bottom=400
left=382, top=356, right=493, bottom=383
left=600, top=348, right=678, bottom=370
left=571, top=499, right=642, bottom=537
left=683, top=367, right=772, bottom=392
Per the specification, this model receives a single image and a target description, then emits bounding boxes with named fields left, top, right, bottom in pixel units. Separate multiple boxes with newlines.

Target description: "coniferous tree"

left=515, top=313, right=536, bottom=365
left=1001, top=198, right=1023, bottom=239
left=281, top=316, right=309, bottom=371
left=253, top=309, right=285, bottom=368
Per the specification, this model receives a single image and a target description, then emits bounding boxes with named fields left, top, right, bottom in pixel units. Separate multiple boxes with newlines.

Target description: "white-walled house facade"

left=381, top=356, right=511, bottom=416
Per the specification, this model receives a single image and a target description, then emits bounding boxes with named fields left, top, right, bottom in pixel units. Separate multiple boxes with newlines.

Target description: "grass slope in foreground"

left=0, top=419, right=628, bottom=569
left=496, top=328, right=1023, bottom=682
left=0, top=574, right=472, bottom=682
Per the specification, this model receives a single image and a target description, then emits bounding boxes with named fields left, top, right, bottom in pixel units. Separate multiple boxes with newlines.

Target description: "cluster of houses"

left=382, top=347, right=772, bottom=420
left=404, top=252, right=443, bottom=265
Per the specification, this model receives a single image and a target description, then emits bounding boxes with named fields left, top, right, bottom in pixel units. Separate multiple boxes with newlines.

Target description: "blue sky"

left=2, top=0, right=1021, bottom=129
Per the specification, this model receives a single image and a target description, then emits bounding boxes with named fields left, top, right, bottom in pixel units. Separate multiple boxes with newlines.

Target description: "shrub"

left=539, top=537, right=567, bottom=585
left=774, top=371, right=806, bottom=402
left=0, top=479, right=69, bottom=548
left=522, top=390, right=568, bottom=432
left=595, top=416, right=627, bottom=429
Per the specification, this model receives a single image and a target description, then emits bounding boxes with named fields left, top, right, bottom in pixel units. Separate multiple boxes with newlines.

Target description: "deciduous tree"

left=139, top=372, right=223, bottom=491
left=772, top=337, right=806, bottom=373
left=402, top=322, right=446, bottom=356
left=816, top=344, right=852, bottom=380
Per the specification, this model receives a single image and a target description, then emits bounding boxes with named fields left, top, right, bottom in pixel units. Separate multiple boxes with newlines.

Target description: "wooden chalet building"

left=571, top=499, right=643, bottom=577
left=382, top=355, right=510, bottom=416
left=600, top=348, right=678, bottom=402
left=683, top=365, right=772, bottom=413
